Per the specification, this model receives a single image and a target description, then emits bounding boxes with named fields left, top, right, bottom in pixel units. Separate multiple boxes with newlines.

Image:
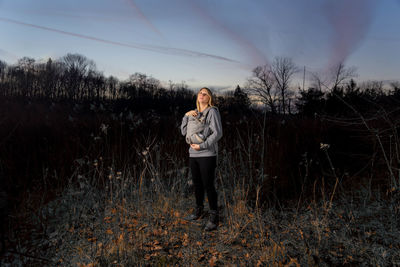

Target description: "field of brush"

left=1, top=97, right=400, bottom=266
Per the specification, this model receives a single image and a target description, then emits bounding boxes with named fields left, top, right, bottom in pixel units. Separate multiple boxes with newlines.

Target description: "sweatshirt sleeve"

left=199, top=108, right=223, bottom=150
left=180, top=115, right=189, bottom=136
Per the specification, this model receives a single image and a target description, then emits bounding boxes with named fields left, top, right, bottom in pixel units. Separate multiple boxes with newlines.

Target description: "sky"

left=1, top=0, right=400, bottom=90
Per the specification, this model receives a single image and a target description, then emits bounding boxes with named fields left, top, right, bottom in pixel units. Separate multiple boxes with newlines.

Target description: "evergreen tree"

left=296, top=88, right=325, bottom=116
left=233, top=85, right=250, bottom=110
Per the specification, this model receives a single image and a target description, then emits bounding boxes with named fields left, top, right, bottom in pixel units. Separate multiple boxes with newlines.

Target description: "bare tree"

left=61, top=53, right=95, bottom=75
left=83, top=69, right=105, bottom=100
left=245, top=57, right=297, bottom=114
left=360, top=80, right=383, bottom=91
left=359, top=80, right=384, bottom=99
left=0, top=60, right=6, bottom=87
left=33, top=58, right=59, bottom=98
left=309, top=71, right=327, bottom=92
left=310, top=62, right=357, bottom=93
left=17, top=57, right=35, bottom=71
left=16, top=57, right=36, bottom=97
left=106, top=76, right=119, bottom=100
left=128, top=72, right=161, bottom=96
left=329, top=62, right=357, bottom=91
left=245, top=65, right=277, bottom=113
left=390, top=81, right=400, bottom=91
left=271, top=57, right=298, bottom=114
left=59, top=53, right=96, bottom=100
left=0, top=60, right=6, bottom=72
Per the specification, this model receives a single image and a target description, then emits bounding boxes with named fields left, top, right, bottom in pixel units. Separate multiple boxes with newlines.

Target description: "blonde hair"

left=196, top=87, right=215, bottom=111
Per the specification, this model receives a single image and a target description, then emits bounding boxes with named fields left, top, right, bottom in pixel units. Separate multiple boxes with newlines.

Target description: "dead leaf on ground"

left=198, top=254, right=205, bottom=262
left=106, top=229, right=113, bottom=235
left=209, top=256, right=217, bottom=266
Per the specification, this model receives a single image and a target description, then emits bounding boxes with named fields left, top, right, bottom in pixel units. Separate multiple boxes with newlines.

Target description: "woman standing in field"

left=180, top=87, right=223, bottom=231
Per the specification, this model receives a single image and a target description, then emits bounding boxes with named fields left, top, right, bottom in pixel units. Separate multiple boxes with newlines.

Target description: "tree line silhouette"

left=0, top=54, right=167, bottom=101
left=1, top=54, right=400, bottom=117
left=1, top=52, right=400, bottom=208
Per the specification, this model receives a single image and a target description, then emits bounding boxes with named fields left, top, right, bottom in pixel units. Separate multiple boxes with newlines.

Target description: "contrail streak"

left=187, top=0, right=268, bottom=67
left=123, top=0, right=163, bottom=37
left=23, top=10, right=130, bottom=23
left=0, top=17, right=238, bottom=63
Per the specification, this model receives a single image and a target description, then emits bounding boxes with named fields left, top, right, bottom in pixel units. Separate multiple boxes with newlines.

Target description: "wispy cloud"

left=0, top=17, right=239, bottom=63
left=324, top=0, right=377, bottom=68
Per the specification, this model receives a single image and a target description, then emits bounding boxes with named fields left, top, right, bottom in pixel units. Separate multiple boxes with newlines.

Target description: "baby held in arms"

left=185, top=112, right=208, bottom=144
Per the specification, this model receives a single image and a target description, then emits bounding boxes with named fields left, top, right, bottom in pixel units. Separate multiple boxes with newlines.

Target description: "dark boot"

left=184, top=206, right=204, bottom=221
left=204, top=210, right=219, bottom=231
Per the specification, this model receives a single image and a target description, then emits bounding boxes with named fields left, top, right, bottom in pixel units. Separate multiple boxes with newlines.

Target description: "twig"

left=333, top=93, right=397, bottom=188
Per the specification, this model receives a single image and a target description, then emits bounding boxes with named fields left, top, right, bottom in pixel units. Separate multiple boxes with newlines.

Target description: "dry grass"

left=2, top=99, right=400, bottom=266
left=2, top=160, right=400, bottom=266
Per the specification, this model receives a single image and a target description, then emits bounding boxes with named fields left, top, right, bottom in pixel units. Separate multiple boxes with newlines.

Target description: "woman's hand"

left=185, top=110, right=198, bottom=117
left=190, top=144, right=201, bottom=151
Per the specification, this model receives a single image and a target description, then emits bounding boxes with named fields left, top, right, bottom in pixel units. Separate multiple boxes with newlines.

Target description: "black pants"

left=189, top=156, right=218, bottom=211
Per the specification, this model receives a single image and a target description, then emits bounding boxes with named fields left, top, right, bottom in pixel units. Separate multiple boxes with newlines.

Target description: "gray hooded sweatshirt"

left=180, top=106, right=223, bottom=157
